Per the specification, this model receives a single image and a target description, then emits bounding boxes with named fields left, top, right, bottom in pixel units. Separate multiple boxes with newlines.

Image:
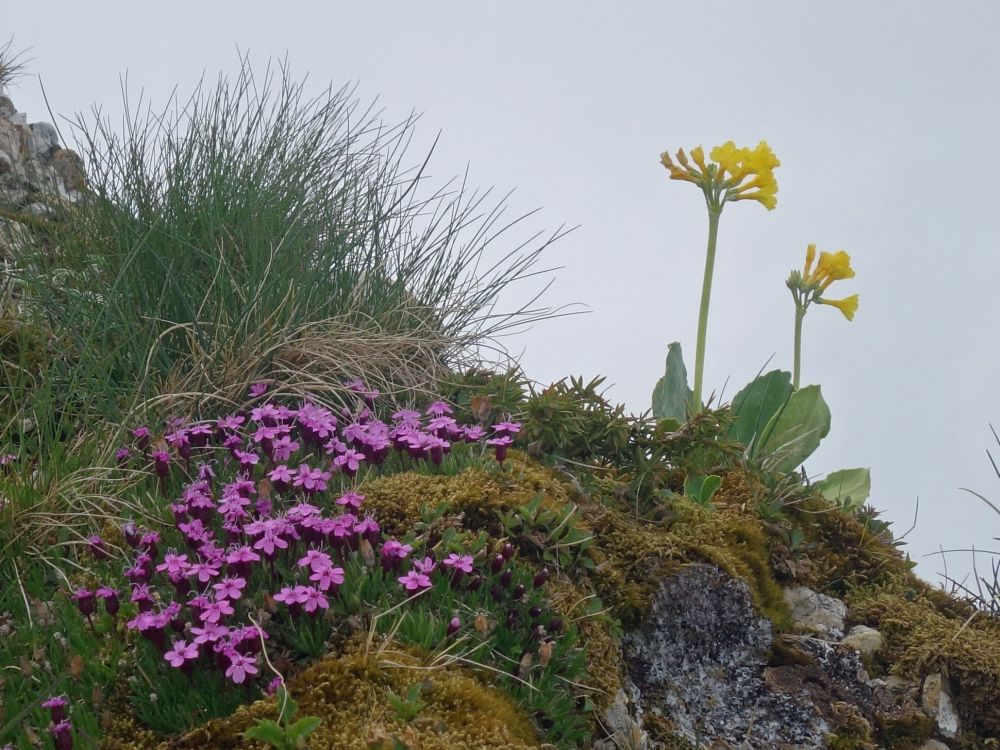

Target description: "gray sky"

left=6, top=2, right=1000, bottom=588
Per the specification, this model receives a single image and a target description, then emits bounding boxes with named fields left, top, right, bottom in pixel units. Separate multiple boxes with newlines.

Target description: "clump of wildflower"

left=42, top=695, right=69, bottom=723
left=786, top=244, right=859, bottom=387
left=659, top=140, right=781, bottom=412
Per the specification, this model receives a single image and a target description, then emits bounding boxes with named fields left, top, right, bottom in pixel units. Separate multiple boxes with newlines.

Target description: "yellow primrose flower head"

left=660, top=139, right=780, bottom=211
left=817, top=294, right=859, bottom=321
left=811, top=249, right=855, bottom=290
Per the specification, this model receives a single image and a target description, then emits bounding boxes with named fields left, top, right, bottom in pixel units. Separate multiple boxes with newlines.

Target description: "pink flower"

left=213, top=577, right=247, bottom=600
left=164, top=639, right=199, bottom=668
left=187, top=561, right=221, bottom=583
left=412, top=556, right=437, bottom=575
left=268, top=464, right=294, bottom=491
left=301, top=586, right=329, bottom=614
left=191, top=622, right=229, bottom=644
left=426, top=401, right=453, bottom=417
left=293, top=463, right=332, bottom=493
left=398, top=570, right=432, bottom=592
left=336, top=491, right=365, bottom=509
left=492, top=420, right=522, bottom=438
left=199, top=597, right=234, bottom=624
left=248, top=382, right=268, bottom=398
left=442, top=553, right=475, bottom=574
left=225, top=651, right=259, bottom=684
left=234, top=449, right=260, bottom=468
left=271, top=435, right=300, bottom=462
left=486, top=436, right=513, bottom=463
left=333, top=449, right=365, bottom=476
left=309, top=565, right=345, bottom=592
left=298, top=549, right=333, bottom=571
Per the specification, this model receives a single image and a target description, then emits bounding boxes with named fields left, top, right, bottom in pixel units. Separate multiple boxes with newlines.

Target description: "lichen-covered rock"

left=624, top=563, right=828, bottom=748
left=784, top=585, right=848, bottom=637
left=842, top=624, right=884, bottom=655
left=921, top=673, right=961, bottom=739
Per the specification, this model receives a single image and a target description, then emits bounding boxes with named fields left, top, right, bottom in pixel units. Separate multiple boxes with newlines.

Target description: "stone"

left=28, top=121, right=60, bottom=157
left=783, top=586, right=847, bottom=636
left=921, top=673, right=960, bottom=738
left=624, top=564, right=829, bottom=748
left=841, top=624, right=884, bottom=655
left=594, top=687, right=647, bottom=750
left=919, top=740, right=951, bottom=750
left=0, top=149, right=10, bottom=175
left=0, top=95, right=15, bottom=118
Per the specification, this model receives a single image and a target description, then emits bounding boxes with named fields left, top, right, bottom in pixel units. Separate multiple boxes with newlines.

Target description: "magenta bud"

left=500, top=570, right=513, bottom=588
left=547, top=618, right=564, bottom=634
left=513, top=583, right=525, bottom=600
left=121, top=522, right=140, bottom=548
left=491, top=585, right=503, bottom=603
left=529, top=606, right=542, bottom=619
left=501, top=543, right=515, bottom=560
left=466, top=574, right=482, bottom=592
left=533, top=568, right=549, bottom=588
left=447, top=617, right=461, bottom=636
left=490, top=555, right=504, bottom=574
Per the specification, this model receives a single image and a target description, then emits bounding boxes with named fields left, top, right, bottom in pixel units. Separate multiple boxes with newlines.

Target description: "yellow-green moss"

left=873, top=709, right=935, bottom=750
left=359, top=456, right=575, bottom=538
left=849, top=583, right=1000, bottom=737
left=105, top=639, right=541, bottom=750
left=581, top=487, right=789, bottom=629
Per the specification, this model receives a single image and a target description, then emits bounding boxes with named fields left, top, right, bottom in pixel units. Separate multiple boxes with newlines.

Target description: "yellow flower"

left=743, top=140, right=781, bottom=173
left=690, top=145, right=708, bottom=172
left=802, top=243, right=817, bottom=278
left=709, top=141, right=745, bottom=179
left=817, top=294, right=859, bottom=321
left=660, top=140, right=780, bottom=210
left=811, top=250, right=855, bottom=289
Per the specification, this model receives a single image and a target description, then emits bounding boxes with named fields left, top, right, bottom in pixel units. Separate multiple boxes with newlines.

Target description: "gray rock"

left=784, top=586, right=848, bottom=636
left=624, top=564, right=829, bottom=748
left=0, top=150, right=10, bottom=175
left=841, top=624, right=884, bottom=655
left=0, top=95, right=15, bottom=118
left=595, top=687, right=647, bottom=750
left=922, top=673, right=960, bottom=738
left=28, top=121, right=60, bottom=157
left=919, top=740, right=951, bottom=750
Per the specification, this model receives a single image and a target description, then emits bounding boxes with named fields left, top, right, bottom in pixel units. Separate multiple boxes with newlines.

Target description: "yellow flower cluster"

left=800, top=244, right=859, bottom=320
left=660, top=140, right=780, bottom=210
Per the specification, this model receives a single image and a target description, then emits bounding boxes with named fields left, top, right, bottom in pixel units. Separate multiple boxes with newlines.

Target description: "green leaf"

left=729, top=370, right=793, bottom=450
left=756, top=384, right=831, bottom=474
left=287, top=716, right=322, bottom=741
left=652, top=342, right=693, bottom=421
left=815, top=467, right=871, bottom=512
left=245, top=719, right=287, bottom=746
left=276, top=685, right=298, bottom=725
left=684, top=474, right=722, bottom=506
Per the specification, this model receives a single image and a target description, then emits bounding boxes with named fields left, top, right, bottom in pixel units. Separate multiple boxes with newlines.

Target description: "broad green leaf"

left=651, top=342, right=693, bottom=421
left=757, top=384, right=831, bottom=474
left=729, top=370, right=793, bottom=450
left=245, top=719, right=286, bottom=745
left=815, top=467, right=871, bottom=512
left=288, top=716, right=322, bottom=740
left=684, top=474, right=722, bottom=506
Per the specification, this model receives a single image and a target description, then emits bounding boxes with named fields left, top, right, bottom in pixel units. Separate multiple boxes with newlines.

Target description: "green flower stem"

left=792, top=303, right=805, bottom=389
left=692, top=206, right=722, bottom=412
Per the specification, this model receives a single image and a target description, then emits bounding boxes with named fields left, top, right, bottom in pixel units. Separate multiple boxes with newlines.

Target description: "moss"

left=824, top=701, right=876, bottom=749
left=872, top=709, right=934, bottom=750
left=104, top=639, right=541, bottom=749
left=849, top=583, right=1000, bottom=738
left=582, top=488, right=789, bottom=629
left=359, top=457, right=574, bottom=539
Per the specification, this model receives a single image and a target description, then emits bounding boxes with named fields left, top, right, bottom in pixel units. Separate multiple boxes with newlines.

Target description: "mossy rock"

left=105, top=639, right=541, bottom=749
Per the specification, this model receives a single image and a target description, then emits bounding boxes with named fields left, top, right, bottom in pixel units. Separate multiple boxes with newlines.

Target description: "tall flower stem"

left=792, top=303, right=805, bottom=389
left=692, top=206, right=722, bottom=412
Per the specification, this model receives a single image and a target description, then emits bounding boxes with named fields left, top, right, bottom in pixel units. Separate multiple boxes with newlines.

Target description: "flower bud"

left=533, top=568, right=549, bottom=588
left=546, top=618, right=564, bottom=634
left=500, top=570, right=513, bottom=588
left=539, top=640, right=554, bottom=667
left=501, top=543, right=515, bottom=560
left=447, top=617, right=461, bottom=636
left=513, top=583, right=525, bottom=600
left=490, top=554, right=504, bottom=574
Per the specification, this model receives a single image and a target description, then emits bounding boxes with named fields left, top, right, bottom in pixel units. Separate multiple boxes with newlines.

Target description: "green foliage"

left=497, top=493, right=594, bottom=571
left=651, top=342, right=693, bottom=421
left=245, top=684, right=322, bottom=750
left=386, top=683, right=427, bottom=723
left=755, top=384, right=831, bottom=473
left=728, top=369, right=793, bottom=449
left=815, top=467, right=871, bottom=512
left=683, top=474, right=722, bottom=507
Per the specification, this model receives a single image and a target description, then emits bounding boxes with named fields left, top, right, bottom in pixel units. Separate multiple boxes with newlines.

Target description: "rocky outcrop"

left=620, top=564, right=962, bottom=749
left=0, top=88, right=86, bottom=315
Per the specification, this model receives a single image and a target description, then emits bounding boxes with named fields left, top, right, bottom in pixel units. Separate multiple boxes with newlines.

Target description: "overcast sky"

left=6, top=2, right=1000, bottom=588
